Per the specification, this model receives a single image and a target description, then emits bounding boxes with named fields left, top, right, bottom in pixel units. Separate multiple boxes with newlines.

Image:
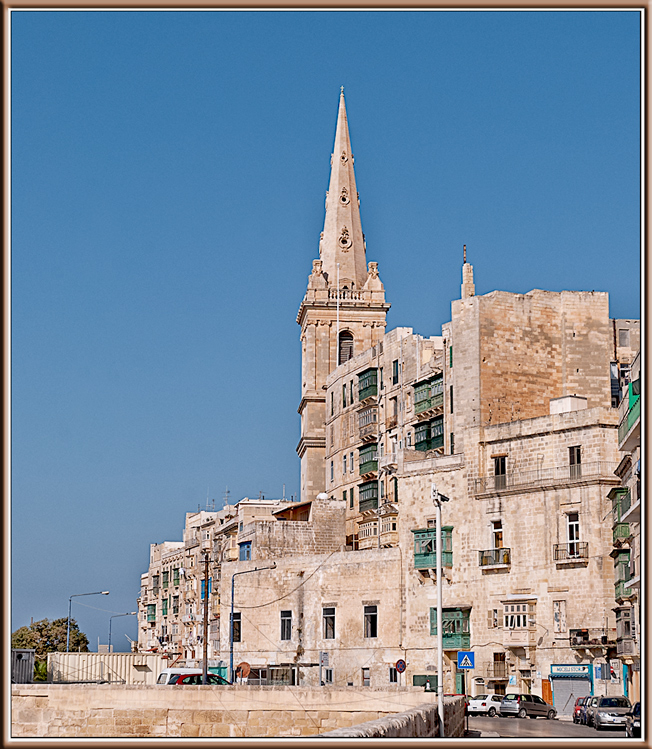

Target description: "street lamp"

left=109, top=612, right=137, bottom=652
left=432, top=484, right=450, bottom=739
left=67, top=591, right=110, bottom=652
left=229, top=565, right=276, bottom=683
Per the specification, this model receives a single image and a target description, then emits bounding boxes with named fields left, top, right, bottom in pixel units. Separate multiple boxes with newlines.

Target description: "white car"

left=468, top=694, right=503, bottom=717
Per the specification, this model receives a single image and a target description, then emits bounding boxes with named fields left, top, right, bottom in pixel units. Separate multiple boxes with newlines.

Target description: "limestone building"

left=136, top=92, right=640, bottom=711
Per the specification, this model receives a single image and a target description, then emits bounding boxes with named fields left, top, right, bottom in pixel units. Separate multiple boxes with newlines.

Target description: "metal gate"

left=551, top=677, right=591, bottom=716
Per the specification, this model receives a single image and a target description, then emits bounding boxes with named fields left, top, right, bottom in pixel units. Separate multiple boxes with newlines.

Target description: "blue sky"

left=11, top=10, right=641, bottom=651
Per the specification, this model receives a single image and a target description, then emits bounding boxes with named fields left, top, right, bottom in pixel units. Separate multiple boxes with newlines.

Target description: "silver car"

left=592, top=696, right=631, bottom=730
left=500, top=693, right=556, bottom=719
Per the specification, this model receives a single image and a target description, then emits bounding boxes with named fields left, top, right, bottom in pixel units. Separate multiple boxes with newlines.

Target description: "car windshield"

left=599, top=698, right=629, bottom=708
left=156, top=674, right=167, bottom=684
left=504, top=694, right=518, bottom=700
left=475, top=695, right=488, bottom=700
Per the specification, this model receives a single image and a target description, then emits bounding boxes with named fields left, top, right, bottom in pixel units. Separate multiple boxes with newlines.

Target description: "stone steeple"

left=319, top=88, right=368, bottom=288
left=296, top=91, right=390, bottom=503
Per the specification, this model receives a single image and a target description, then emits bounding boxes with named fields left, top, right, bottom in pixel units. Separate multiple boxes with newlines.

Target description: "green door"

left=456, top=672, right=465, bottom=694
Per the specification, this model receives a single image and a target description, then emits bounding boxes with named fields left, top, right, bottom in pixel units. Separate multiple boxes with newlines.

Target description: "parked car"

left=174, top=673, right=231, bottom=685
left=500, top=693, right=556, bottom=719
left=157, top=668, right=208, bottom=685
left=592, top=696, right=631, bottom=730
left=467, top=694, right=503, bottom=717
left=573, top=696, right=589, bottom=724
left=626, top=702, right=641, bottom=738
left=584, top=695, right=600, bottom=726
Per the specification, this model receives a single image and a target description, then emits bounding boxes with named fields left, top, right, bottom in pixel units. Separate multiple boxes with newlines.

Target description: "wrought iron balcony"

left=470, top=461, right=618, bottom=495
left=553, top=542, right=589, bottom=562
left=479, top=548, right=511, bottom=567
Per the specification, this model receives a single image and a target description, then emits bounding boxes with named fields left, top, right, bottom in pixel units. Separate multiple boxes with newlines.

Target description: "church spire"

left=319, top=89, right=368, bottom=288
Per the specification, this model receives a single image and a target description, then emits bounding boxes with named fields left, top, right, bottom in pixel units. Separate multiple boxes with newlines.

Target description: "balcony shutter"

left=487, top=610, right=494, bottom=628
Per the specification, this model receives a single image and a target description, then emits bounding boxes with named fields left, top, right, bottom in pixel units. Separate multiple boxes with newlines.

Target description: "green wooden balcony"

left=359, top=497, right=378, bottom=513
left=615, top=581, right=635, bottom=601
left=415, top=392, right=444, bottom=416
left=413, top=527, right=453, bottom=569
left=618, top=396, right=640, bottom=444
left=613, top=523, right=630, bottom=543
left=359, top=459, right=378, bottom=475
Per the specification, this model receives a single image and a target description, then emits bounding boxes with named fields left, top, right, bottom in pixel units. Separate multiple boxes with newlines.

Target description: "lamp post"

left=229, top=565, right=276, bottom=683
left=202, top=550, right=209, bottom=685
left=67, top=591, right=109, bottom=652
left=432, top=484, right=450, bottom=739
left=109, top=612, right=137, bottom=653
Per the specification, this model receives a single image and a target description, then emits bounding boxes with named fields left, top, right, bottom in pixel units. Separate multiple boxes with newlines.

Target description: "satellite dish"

left=236, top=661, right=251, bottom=678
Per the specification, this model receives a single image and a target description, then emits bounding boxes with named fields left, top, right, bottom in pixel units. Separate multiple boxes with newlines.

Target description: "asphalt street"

left=466, top=715, right=630, bottom=739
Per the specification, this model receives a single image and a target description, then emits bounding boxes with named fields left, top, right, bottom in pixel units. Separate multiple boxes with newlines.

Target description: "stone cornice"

left=296, top=435, right=326, bottom=458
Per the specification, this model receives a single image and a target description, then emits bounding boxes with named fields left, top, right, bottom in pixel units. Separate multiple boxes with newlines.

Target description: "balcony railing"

left=329, top=288, right=362, bottom=301
left=553, top=542, right=589, bottom=561
left=613, top=523, right=630, bottom=544
left=470, top=461, right=618, bottom=495
left=486, top=663, right=508, bottom=679
left=379, top=453, right=398, bottom=469
left=479, top=548, right=511, bottom=567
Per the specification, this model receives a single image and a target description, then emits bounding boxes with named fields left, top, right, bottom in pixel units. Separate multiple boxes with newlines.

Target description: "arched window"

left=339, top=331, right=354, bottom=365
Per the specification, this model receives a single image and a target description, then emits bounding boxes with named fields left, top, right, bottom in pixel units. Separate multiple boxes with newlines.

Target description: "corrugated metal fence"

left=47, top=652, right=169, bottom=685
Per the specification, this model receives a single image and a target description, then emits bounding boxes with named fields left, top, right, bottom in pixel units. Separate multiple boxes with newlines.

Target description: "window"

left=349, top=489, right=354, bottom=510
left=323, top=607, right=335, bottom=639
left=172, top=596, right=179, bottom=615
left=392, top=359, right=399, bottom=385
left=162, top=597, right=168, bottom=616
left=430, top=608, right=471, bottom=647
left=492, top=520, right=503, bottom=549
left=330, top=461, right=334, bottom=482
left=364, top=605, right=378, bottom=638
left=449, top=346, right=453, bottom=368
left=450, top=433, right=454, bottom=454
left=330, top=392, right=334, bottom=416
left=362, top=667, right=371, bottom=686
left=201, top=578, right=212, bottom=600
left=503, top=603, right=535, bottom=629
left=407, top=432, right=412, bottom=447
left=343, top=454, right=347, bottom=474
left=567, top=512, right=580, bottom=556
left=324, top=668, right=333, bottom=684
left=239, top=542, right=252, bottom=561
left=147, top=604, right=156, bottom=622
left=618, top=329, right=630, bottom=347
left=162, top=570, right=169, bottom=589
left=350, top=451, right=354, bottom=473
left=231, top=612, right=241, bottom=642
left=339, top=331, right=354, bottom=364
left=449, top=385, right=453, bottom=413
left=350, top=381, right=354, bottom=404
left=553, top=600, right=567, bottom=633
left=389, top=666, right=398, bottom=683
left=487, top=608, right=503, bottom=629
left=494, top=456, right=507, bottom=490
left=391, top=396, right=398, bottom=417
left=343, top=384, right=347, bottom=408
left=172, top=568, right=180, bottom=586
left=569, top=446, right=582, bottom=479
left=280, top=610, right=292, bottom=640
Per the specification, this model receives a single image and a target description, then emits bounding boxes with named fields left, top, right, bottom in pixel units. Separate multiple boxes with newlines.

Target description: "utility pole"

left=202, top=551, right=209, bottom=685
left=432, top=484, right=450, bottom=738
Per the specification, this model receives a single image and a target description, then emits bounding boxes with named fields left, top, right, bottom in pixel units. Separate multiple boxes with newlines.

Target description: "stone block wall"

left=11, top=684, right=460, bottom=738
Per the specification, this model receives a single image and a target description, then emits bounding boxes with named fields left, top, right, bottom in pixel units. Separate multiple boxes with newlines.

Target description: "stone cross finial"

left=341, top=85, right=344, bottom=95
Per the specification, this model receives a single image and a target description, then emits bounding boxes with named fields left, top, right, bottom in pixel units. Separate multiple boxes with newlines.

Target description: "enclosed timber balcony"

left=412, top=527, right=453, bottom=569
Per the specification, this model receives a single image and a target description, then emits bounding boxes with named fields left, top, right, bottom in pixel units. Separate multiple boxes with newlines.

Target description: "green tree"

left=12, top=618, right=89, bottom=662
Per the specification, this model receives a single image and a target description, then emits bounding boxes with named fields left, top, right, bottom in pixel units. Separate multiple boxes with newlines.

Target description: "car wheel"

left=547, top=710, right=556, bottom=720
left=487, top=707, right=496, bottom=718
left=518, top=708, right=527, bottom=719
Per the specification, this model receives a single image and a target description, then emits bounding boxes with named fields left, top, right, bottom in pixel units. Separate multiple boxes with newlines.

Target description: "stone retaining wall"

left=319, top=701, right=465, bottom=738
left=12, top=684, right=464, bottom=738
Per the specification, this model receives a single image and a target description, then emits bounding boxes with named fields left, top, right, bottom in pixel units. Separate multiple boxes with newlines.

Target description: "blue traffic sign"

left=457, top=651, right=475, bottom=669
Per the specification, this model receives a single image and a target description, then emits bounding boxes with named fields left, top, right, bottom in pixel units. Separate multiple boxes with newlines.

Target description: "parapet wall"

left=12, top=684, right=464, bottom=738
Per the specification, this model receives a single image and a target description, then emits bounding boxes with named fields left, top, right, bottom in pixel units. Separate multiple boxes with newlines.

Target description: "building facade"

left=136, top=93, right=640, bottom=710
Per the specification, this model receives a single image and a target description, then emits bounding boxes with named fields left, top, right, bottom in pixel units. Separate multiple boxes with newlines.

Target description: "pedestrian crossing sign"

left=457, top=651, right=475, bottom=669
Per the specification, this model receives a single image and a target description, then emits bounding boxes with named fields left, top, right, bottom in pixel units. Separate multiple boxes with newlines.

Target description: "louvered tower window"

left=339, top=331, right=354, bottom=364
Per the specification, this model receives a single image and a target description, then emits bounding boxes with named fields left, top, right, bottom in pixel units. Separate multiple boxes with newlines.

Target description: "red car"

left=173, top=672, right=231, bottom=685
left=573, top=696, right=589, bottom=724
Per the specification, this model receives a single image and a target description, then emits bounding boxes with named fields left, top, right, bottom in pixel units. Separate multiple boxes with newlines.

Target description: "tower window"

left=339, top=331, right=354, bottom=365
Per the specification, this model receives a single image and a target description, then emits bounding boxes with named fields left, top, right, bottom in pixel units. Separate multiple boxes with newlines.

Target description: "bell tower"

left=297, top=90, right=390, bottom=502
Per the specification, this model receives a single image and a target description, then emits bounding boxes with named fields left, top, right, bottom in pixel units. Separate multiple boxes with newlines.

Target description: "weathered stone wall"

left=11, top=684, right=460, bottom=738
left=319, top=699, right=465, bottom=738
